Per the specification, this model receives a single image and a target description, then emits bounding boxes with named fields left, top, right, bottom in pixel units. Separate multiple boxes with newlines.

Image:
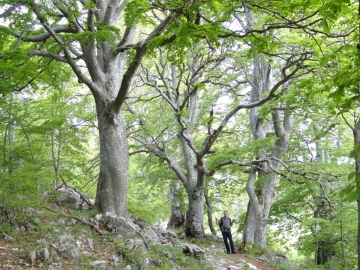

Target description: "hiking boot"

left=232, top=251, right=237, bottom=254
left=226, top=251, right=230, bottom=254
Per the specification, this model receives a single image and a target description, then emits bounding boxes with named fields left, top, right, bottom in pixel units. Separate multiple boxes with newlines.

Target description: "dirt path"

left=205, top=246, right=278, bottom=270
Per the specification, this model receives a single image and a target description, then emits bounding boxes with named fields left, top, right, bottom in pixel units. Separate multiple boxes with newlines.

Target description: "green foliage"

left=0, top=74, right=98, bottom=208
left=70, top=25, right=121, bottom=46
left=270, top=160, right=357, bottom=268
left=124, top=0, right=152, bottom=27
left=0, top=0, right=359, bottom=267
left=127, top=157, right=172, bottom=225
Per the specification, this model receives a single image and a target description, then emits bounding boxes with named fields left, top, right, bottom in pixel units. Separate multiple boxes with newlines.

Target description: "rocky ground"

left=204, top=244, right=279, bottom=270
left=0, top=239, right=278, bottom=270
left=0, top=187, right=288, bottom=269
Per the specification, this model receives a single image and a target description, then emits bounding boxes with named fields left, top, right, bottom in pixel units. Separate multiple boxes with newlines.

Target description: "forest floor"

left=222, top=252, right=278, bottom=270
left=0, top=238, right=280, bottom=270
left=0, top=207, right=281, bottom=270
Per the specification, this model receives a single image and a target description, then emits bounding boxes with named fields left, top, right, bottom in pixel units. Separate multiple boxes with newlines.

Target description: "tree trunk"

left=167, top=179, right=185, bottom=228
left=243, top=169, right=275, bottom=248
left=243, top=54, right=292, bottom=249
left=94, top=107, right=129, bottom=217
left=205, top=188, right=216, bottom=235
left=312, top=138, right=337, bottom=266
left=185, top=186, right=204, bottom=237
left=353, top=120, right=360, bottom=270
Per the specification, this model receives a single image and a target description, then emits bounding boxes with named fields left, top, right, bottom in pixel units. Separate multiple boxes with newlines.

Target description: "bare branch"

left=26, top=50, right=67, bottom=62
left=198, top=52, right=312, bottom=157
left=43, top=206, right=104, bottom=236
left=0, top=25, right=75, bottom=42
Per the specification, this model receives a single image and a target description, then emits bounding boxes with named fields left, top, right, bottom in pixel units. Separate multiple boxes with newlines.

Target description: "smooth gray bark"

left=94, top=109, right=129, bottom=216
left=243, top=55, right=292, bottom=248
left=185, top=186, right=205, bottom=236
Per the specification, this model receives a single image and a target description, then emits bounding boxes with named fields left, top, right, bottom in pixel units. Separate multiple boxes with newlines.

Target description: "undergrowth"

left=0, top=206, right=218, bottom=270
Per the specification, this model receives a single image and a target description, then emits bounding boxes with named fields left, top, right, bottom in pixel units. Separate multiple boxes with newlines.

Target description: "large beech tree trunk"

left=185, top=186, right=205, bottom=236
left=181, top=127, right=206, bottom=237
left=312, top=135, right=337, bottom=265
left=243, top=169, right=273, bottom=247
left=242, top=55, right=292, bottom=248
left=94, top=108, right=129, bottom=216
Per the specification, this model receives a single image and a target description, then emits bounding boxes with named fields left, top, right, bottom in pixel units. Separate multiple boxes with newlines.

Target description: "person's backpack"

left=218, top=216, right=232, bottom=229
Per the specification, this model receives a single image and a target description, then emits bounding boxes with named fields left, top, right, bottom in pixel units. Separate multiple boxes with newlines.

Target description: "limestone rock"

left=89, top=260, right=107, bottom=269
left=154, top=228, right=179, bottom=246
left=78, top=237, right=94, bottom=250
left=38, top=248, right=50, bottom=260
left=57, top=234, right=73, bottom=245
left=124, top=238, right=147, bottom=252
left=56, top=186, right=82, bottom=210
left=4, top=234, right=15, bottom=241
left=68, top=247, right=80, bottom=263
left=103, top=213, right=140, bottom=236
left=258, top=252, right=299, bottom=269
left=48, top=262, right=62, bottom=269
left=149, top=258, right=162, bottom=268
left=182, top=243, right=206, bottom=259
left=139, top=257, right=150, bottom=270
left=110, top=252, right=122, bottom=263
left=29, top=251, right=36, bottom=264
left=139, top=227, right=161, bottom=244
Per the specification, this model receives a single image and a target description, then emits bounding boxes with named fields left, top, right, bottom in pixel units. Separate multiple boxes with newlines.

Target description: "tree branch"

left=43, top=206, right=105, bottom=236
left=113, top=14, right=177, bottom=112
left=0, top=25, right=75, bottom=42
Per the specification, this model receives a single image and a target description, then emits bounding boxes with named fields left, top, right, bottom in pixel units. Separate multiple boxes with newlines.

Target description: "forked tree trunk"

left=242, top=55, right=292, bottom=248
left=244, top=168, right=279, bottom=247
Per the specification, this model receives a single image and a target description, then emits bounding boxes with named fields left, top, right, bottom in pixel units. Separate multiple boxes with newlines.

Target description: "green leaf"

left=322, top=19, right=330, bottom=34
left=339, top=184, right=355, bottom=200
left=345, top=190, right=359, bottom=202
left=349, top=144, right=360, bottom=158
left=348, top=171, right=356, bottom=180
left=319, top=55, right=330, bottom=67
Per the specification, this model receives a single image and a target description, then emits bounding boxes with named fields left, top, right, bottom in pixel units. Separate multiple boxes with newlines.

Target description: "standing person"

left=216, top=211, right=236, bottom=254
